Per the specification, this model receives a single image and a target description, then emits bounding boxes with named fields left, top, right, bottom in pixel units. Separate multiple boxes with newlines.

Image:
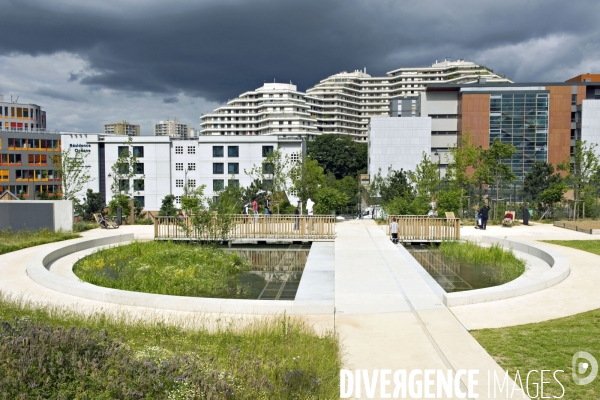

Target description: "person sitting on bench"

left=503, top=211, right=514, bottom=226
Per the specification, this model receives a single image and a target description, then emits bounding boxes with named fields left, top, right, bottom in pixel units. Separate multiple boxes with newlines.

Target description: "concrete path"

left=451, top=223, right=600, bottom=330
left=335, top=220, right=511, bottom=399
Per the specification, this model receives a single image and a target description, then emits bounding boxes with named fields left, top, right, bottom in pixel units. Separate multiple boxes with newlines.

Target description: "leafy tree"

left=52, top=147, right=92, bottom=201
left=306, top=135, right=367, bottom=179
left=564, top=141, right=600, bottom=217
left=245, top=148, right=291, bottom=212
left=110, top=136, right=144, bottom=198
left=325, top=174, right=359, bottom=209
left=81, top=189, right=104, bottom=221
left=409, top=152, right=440, bottom=203
left=523, top=162, right=566, bottom=217
left=313, top=187, right=349, bottom=214
left=378, top=168, right=412, bottom=204
left=290, top=156, right=325, bottom=207
left=212, top=181, right=244, bottom=214
left=158, top=194, right=177, bottom=217
left=108, top=194, right=131, bottom=220
left=446, top=129, right=480, bottom=201
left=474, top=138, right=517, bottom=192
left=436, top=189, right=463, bottom=216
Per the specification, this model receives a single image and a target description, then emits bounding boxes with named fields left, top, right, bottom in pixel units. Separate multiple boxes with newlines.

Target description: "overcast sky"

left=0, top=0, right=598, bottom=134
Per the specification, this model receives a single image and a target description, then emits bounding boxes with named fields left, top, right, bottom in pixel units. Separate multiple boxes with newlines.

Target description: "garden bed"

left=0, top=294, right=340, bottom=398
left=73, top=241, right=265, bottom=299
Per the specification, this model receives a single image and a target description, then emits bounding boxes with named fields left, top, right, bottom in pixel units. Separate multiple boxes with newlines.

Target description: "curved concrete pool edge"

left=400, top=236, right=570, bottom=307
left=26, top=235, right=334, bottom=315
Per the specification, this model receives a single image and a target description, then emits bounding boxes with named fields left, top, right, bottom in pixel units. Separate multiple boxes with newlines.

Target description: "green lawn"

left=473, top=308, right=600, bottom=399
left=73, top=241, right=265, bottom=299
left=0, top=229, right=80, bottom=255
left=473, top=240, right=600, bottom=399
left=542, top=239, right=600, bottom=257
left=0, top=294, right=340, bottom=399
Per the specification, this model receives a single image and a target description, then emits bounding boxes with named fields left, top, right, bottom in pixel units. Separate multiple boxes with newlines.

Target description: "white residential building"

left=60, top=133, right=302, bottom=212
left=305, top=59, right=511, bottom=141
left=200, top=60, right=510, bottom=142
left=200, top=83, right=318, bottom=138
left=171, top=135, right=302, bottom=204
left=154, top=119, right=192, bottom=138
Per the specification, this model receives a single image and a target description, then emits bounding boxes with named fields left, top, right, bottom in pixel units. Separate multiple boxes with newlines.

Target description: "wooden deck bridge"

left=387, top=215, right=461, bottom=242
left=154, top=214, right=336, bottom=241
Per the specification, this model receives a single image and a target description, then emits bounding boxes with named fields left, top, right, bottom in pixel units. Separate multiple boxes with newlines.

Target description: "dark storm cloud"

left=1, top=0, right=598, bottom=103
left=35, top=88, right=82, bottom=102
left=163, top=96, right=179, bottom=104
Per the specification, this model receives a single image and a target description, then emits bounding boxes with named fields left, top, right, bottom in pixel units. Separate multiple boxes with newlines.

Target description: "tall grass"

left=0, top=293, right=340, bottom=399
left=0, top=228, right=80, bottom=255
left=438, top=241, right=526, bottom=283
left=73, top=241, right=265, bottom=299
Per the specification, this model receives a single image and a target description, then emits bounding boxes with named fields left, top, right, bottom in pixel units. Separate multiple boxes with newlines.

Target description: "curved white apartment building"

left=200, top=83, right=318, bottom=138
left=200, top=60, right=511, bottom=141
left=305, top=59, right=512, bottom=140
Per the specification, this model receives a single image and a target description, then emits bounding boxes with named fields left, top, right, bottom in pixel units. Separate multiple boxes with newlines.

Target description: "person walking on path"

left=479, top=204, right=490, bottom=230
left=265, top=196, right=271, bottom=215
left=390, top=217, right=399, bottom=244
left=252, top=198, right=259, bottom=224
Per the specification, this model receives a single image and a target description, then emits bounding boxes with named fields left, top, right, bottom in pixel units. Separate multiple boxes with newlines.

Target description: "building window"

left=133, top=179, right=144, bottom=191
left=187, top=163, right=196, bottom=171
left=134, top=196, right=145, bottom=208
left=263, top=163, right=274, bottom=174
left=175, top=146, right=183, bottom=154
left=119, top=179, right=129, bottom=192
left=175, top=196, right=181, bottom=204
left=117, top=146, right=129, bottom=157
left=213, top=146, right=224, bottom=157
left=228, top=163, right=239, bottom=174
left=290, top=152, right=300, bottom=162
left=176, top=162, right=183, bottom=171
left=187, top=146, right=195, bottom=154
left=176, top=179, right=184, bottom=188
left=213, top=179, right=224, bottom=191
left=133, top=146, right=144, bottom=158
left=262, top=146, right=274, bottom=157
left=229, top=179, right=239, bottom=188
left=188, top=179, right=196, bottom=188
left=135, top=163, right=144, bottom=174
left=213, top=163, right=224, bottom=174
left=228, top=146, right=239, bottom=157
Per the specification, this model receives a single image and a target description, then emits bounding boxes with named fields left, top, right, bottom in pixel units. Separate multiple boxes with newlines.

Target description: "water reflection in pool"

left=223, top=244, right=310, bottom=300
left=405, top=245, right=502, bottom=293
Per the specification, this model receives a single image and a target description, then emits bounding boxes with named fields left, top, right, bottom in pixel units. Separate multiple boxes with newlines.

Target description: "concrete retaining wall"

left=26, top=235, right=334, bottom=315
left=442, top=237, right=570, bottom=307
left=0, top=200, right=73, bottom=232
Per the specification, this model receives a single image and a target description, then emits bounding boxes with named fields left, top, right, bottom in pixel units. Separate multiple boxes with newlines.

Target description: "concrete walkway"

left=335, top=220, right=510, bottom=399
left=451, top=222, right=600, bottom=330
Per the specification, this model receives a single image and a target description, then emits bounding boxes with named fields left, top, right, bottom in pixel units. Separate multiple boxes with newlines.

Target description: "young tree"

left=313, top=187, right=349, bottom=214
left=245, top=148, right=291, bottom=212
left=409, top=152, right=440, bottom=203
left=565, top=141, right=600, bottom=212
left=52, top=147, right=92, bottom=201
left=290, top=156, right=325, bottom=207
left=81, top=189, right=105, bottom=221
left=110, top=136, right=145, bottom=198
left=446, top=129, right=480, bottom=200
left=158, top=194, right=177, bottom=217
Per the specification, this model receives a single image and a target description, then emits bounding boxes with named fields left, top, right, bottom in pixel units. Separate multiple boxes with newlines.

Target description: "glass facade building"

left=489, top=92, right=549, bottom=180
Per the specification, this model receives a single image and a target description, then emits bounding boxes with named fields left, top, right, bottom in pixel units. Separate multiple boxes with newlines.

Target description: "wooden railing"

left=387, top=215, right=460, bottom=242
left=154, top=214, right=336, bottom=241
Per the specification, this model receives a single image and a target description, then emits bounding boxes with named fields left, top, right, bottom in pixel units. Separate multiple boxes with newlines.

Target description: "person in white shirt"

left=390, top=217, right=399, bottom=244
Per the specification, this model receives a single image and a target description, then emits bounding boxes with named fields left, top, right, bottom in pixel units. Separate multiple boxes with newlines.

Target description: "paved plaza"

left=1, top=220, right=600, bottom=398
